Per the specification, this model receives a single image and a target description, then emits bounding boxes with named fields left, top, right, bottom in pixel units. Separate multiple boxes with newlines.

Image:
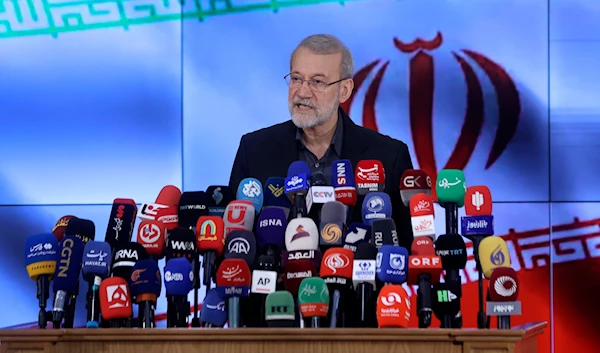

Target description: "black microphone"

left=165, top=227, right=196, bottom=327
left=434, top=233, right=467, bottom=328
left=432, top=282, right=460, bottom=328
left=352, top=243, right=377, bottom=327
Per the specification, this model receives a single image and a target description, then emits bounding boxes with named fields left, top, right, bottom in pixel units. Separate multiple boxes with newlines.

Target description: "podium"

left=0, top=322, right=546, bottom=353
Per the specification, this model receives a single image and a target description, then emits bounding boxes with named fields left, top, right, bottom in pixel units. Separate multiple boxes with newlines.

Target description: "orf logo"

left=341, top=32, right=520, bottom=182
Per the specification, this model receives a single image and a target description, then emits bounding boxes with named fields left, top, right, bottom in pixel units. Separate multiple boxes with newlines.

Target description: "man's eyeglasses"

left=284, top=73, right=347, bottom=93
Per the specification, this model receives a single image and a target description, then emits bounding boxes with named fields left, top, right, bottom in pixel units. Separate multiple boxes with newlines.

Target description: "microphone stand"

left=472, top=235, right=487, bottom=329
left=63, top=282, right=79, bottom=328
left=37, top=275, right=50, bottom=329
left=357, top=283, right=376, bottom=327
left=191, top=256, right=201, bottom=327
left=444, top=203, right=463, bottom=328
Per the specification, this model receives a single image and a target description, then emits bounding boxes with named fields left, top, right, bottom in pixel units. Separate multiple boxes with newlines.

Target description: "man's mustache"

left=293, top=99, right=316, bottom=108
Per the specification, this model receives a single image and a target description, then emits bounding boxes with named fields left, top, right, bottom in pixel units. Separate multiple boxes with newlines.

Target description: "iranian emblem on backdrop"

left=341, top=32, right=521, bottom=182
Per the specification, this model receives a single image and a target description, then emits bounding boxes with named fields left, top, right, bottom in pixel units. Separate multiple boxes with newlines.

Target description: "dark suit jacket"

left=228, top=108, right=415, bottom=249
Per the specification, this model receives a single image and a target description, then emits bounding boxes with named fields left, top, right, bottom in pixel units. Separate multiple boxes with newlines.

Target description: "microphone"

left=265, top=291, right=296, bottom=327
left=332, top=160, right=357, bottom=214
left=488, top=267, right=520, bottom=329
left=407, top=238, right=442, bottom=328
left=399, top=169, right=432, bottom=206
left=432, top=282, right=460, bottom=328
left=343, top=223, right=371, bottom=252
left=99, top=277, right=132, bottom=327
left=52, top=216, right=75, bottom=242
left=236, top=177, right=264, bottom=211
left=306, top=174, right=336, bottom=218
left=51, top=235, right=84, bottom=329
left=196, top=216, right=225, bottom=290
left=298, top=277, right=330, bottom=328
left=435, top=169, right=466, bottom=235
left=376, top=285, right=411, bottom=328
left=320, top=247, right=353, bottom=327
left=138, top=185, right=182, bottom=221
left=136, top=220, right=167, bottom=260
left=281, top=250, right=321, bottom=276
left=105, top=199, right=137, bottom=250
left=82, top=241, right=112, bottom=328
left=285, top=217, right=319, bottom=251
left=165, top=227, right=196, bottom=262
left=478, top=236, right=511, bottom=279
left=409, top=193, right=436, bottom=240
left=263, top=177, right=292, bottom=218
left=352, top=243, right=377, bottom=327
left=200, top=288, right=227, bottom=327
left=223, top=230, right=256, bottom=328
left=130, top=259, right=162, bottom=328
left=361, top=192, right=392, bottom=226
left=216, top=258, right=251, bottom=328
left=376, top=245, right=409, bottom=285
left=224, top=200, right=255, bottom=235
left=319, top=201, right=346, bottom=248
left=206, top=185, right=235, bottom=217
left=355, top=160, right=385, bottom=195
left=462, top=185, right=494, bottom=329
left=111, top=242, right=148, bottom=279
left=178, top=191, right=210, bottom=229
left=283, top=259, right=316, bottom=328
left=256, top=207, right=287, bottom=258
left=370, top=218, right=399, bottom=250
left=164, top=258, right=193, bottom=328
left=155, top=206, right=179, bottom=231
left=285, top=161, right=311, bottom=217
left=24, top=233, right=58, bottom=329
left=434, top=233, right=467, bottom=328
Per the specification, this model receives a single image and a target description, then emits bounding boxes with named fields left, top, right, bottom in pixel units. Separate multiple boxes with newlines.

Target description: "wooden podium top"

left=0, top=321, right=547, bottom=353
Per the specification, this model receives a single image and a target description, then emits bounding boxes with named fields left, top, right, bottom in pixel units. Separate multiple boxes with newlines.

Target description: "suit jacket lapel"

left=340, top=108, right=369, bottom=161
left=273, top=120, right=299, bottom=176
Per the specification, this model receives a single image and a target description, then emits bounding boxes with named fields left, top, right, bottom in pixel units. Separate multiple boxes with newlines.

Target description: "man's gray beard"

left=289, top=94, right=340, bottom=129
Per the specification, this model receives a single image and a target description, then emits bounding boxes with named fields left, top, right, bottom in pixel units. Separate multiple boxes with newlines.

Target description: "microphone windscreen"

left=216, top=258, right=251, bottom=298
left=478, top=236, right=511, bottom=279
left=465, top=185, right=493, bottom=215
left=155, top=206, right=179, bottom=230
left=224, top=230, right=256, bottom=266
left=435, top=169, right=466, bottom=207
left=331, top=159, right=355, bottom=187
left=432, top=281, right=460, bottom=319
left=263, top=177, right=291, bottom=209
left=82, top=241, right=112, bottom=281
left=281, top=249, right=322, bottom=271
left=224, top=200, right=255, bottom=234
left=164, top=258, right=193, bottom=296
left=265, top=291, right=295, bottom=325
left=256, top=207, right=286, bottom=249
left=489, top=267, right=519, bottom=301
left=165, top=227, right=196, bottom=262
left=400, top=169, right=432, bottom=206
left=52, top=216, right=75, bottom=242
left=376, top=245, right=408, bottom=284
left=283, top=260, right=316, bottom=296
left=178, top=191, right=210, bottom=228
left=136, top=220, right=166, bottom=257
left=434, top=233, right=468, bottom=270
left=298, top=277, right=329, bottom=317
left=343, top=223, right=371, bottom=251
left=355, top=243, right=378, bottom=260
left=53, top=235, right=84, bottom=293
left=411, top=237, right=436, bottom=256
left=105, top=200, right=136, bottom=248
left=287, top=161, right=311, bottom=178
left=99, top=277, right=132, bottom=320
left=200, top=288, right=227, bottom=327
left=65, top=217, right=96, bottom=244
left=25, top=233, right=58, bottom=280
left=206, top=185, right=235, bottom=207
left=361, top=192, right=392, bottom=225
left=155, top=185, right=182, bottom=207
left=284, top=217, right=319, bottom=251
left=196, top=216, right=225, bottom=256
left=129, top=258, right=162, bottom=301
left=371, top=218, right=399, bottom=249
left=236, top=177, right=264, bottom=211
left=310, top=172, right=327, bottom=186
left=376, top=284, right=411, bottom=328
left=355, top=160, right=385, bottom=195
left=320, top=201, right=346, bottom=223
left=320, top=247, right=354, bottom=279
left=111, top=242, right=148, bottom=279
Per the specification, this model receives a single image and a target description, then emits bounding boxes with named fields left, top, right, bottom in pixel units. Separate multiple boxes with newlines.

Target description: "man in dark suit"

left=229, top=34, right=414, bottom=247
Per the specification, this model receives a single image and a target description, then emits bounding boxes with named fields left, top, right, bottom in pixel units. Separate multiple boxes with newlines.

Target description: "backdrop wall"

left=1, top=0, right=598, bottom=352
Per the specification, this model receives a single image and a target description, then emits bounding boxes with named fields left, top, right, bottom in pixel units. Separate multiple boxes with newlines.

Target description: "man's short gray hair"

left=290, top=34, right=354, bottom=79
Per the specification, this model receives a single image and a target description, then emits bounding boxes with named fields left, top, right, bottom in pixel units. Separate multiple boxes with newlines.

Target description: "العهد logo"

left=341, top=32, right=520, bottom=181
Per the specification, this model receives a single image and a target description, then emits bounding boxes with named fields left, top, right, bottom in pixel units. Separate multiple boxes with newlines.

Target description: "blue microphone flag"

left=164, top=258, right=193, bottom=296
left=25, top=233, right=58, bottom=280
left=130, top=258, right=162, bottom=298
left=82, top=241, right=112, bottom=281
left=376, top=245, right=409, bottom=284
left=53, top=235, right=85, bottom=293
left=236, top=177, right=264, bottom=211
left=201, top=288, right=227, bottom=327
left=263, top=177, right=291, bottom=208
